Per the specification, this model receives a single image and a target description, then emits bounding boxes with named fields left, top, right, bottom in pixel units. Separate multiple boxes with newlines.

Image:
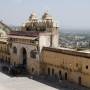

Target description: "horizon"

left=0, top=0, right=90, bottom=30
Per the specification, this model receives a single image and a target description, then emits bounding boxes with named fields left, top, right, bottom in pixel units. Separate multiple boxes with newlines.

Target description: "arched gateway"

left=20, top=47, right=27, bottom=67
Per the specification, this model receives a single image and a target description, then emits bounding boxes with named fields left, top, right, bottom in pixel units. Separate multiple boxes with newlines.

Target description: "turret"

left=42, top=11, right=59, bottom=47
left=29, top=12, right=38, bottom=21
left=22, top=12, right=39, bottom=31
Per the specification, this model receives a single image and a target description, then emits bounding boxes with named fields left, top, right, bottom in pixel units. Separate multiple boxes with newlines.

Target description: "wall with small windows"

left=41, top=47, right=90, bottom=87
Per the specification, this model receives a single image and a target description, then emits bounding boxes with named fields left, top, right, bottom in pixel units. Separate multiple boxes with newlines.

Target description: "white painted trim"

left=8, top=35, right=37, bottom=40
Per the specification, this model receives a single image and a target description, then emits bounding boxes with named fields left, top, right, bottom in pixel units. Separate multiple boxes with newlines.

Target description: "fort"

left=0, top=12, right=90, bottom=88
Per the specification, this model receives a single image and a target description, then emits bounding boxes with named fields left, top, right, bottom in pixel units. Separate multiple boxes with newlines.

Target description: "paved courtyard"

left=0, top=72, right=58, bottom=90
left=0, top=62, right=90, bottom=90
left=0, top=71, right=90, bottom=90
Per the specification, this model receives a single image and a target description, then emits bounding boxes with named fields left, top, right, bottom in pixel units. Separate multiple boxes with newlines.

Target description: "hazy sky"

left=0, top=0, right=90, bottom=30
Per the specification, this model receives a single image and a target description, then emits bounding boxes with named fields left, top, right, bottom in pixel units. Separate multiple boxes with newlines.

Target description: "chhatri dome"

left=22, top=11, right=58, bottom=30
left=42, top=11, right=53, bottom=20
left=22, top=12, right=38, bottom=27
left=29, top=12, right=38, bottom=21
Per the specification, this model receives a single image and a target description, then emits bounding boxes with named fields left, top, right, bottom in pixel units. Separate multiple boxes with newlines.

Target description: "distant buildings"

left=60, top=34, right=90, bottom=49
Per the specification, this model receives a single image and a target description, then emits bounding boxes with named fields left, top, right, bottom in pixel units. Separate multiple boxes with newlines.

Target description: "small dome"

left=29, top=12, right=38, bottom=20
left=42, top=11, right=53, bottom=20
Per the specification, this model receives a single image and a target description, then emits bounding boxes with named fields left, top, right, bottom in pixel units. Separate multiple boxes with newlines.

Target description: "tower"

left=39, top=12, right=59, bottom=51
left=21, top=11, right=59, bottom=52
left=22, top=12, right=39, bottom=31
left=41, top=11, right=59, bottom=48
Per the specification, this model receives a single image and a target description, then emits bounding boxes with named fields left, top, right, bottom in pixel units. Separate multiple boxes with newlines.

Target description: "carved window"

left=30, top=49, right=37, bottom=59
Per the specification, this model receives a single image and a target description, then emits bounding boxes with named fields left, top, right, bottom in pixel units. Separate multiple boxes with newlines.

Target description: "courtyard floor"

left=0, top=62, right=90, bottom=90
left=0, top=72, right=58, bottom=90
left=0, top=71, right=90, bottom=90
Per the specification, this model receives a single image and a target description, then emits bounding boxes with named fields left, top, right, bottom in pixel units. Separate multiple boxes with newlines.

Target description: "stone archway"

left=65, top=72, right=67, bottom=80
left=20, top=47, right=27, bottom=67
left=78, top=76, right=82, bottom=85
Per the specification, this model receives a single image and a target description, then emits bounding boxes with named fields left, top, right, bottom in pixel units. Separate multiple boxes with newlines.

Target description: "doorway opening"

left=65, top=72, right=67, bottom=80
left=21, top=48, right=27, bottom=67
left=78, top=76, right=82, bottom=85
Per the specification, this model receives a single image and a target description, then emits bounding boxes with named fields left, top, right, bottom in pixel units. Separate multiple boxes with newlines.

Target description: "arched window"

left=13, top=47, right=17, bottom=54
left=52, top=68, right=54, bottom=76
left=48, top=67, right=50, bottom=76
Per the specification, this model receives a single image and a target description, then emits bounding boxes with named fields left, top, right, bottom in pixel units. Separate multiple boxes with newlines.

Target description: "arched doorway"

left=21, top=47, right=27, bottom=67
left=78, top=76, right=82, bottom=85
left=52, top=68, right=54, bottom=76
left=65, top=72, right=67, bottom=80
left=59, top=70, right=62, bottom=80
left=48, top=67, right=50, bottom=76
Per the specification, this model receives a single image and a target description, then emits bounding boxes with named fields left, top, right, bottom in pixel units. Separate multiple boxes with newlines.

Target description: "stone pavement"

left=0, top=62, right=90, bottom=90
left=0, top=72, right=58, bottom=90
left=0, top=72, right=90, bottom=90
left=32, top=75, right=90, bottom=90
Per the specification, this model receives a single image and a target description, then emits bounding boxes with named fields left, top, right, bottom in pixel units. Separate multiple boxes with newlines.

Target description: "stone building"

left=0, top=21, right=11, bottom=63
left=8, top=12, right=59, bottom=75
left=1, top=12, right=90, bottom=88
left=41, top=47, right=90, bottom=87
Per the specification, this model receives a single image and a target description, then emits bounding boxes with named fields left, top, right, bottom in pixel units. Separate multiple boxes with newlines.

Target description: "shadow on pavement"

left=0, top=61, right=90, bottom=90
left=27, top=75, right=90, bottom=90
